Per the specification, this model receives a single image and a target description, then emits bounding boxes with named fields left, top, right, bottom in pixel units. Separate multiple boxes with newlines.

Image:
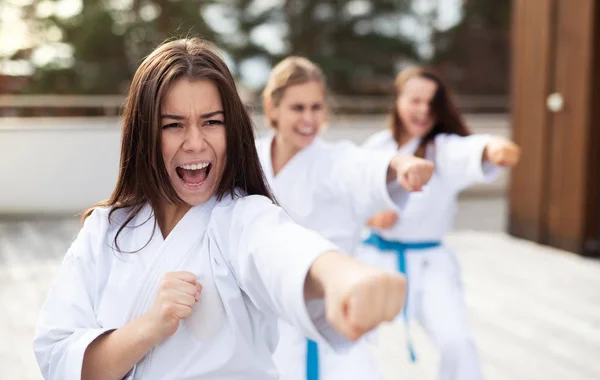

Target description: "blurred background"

left=1, top=0, right=599, bottom=379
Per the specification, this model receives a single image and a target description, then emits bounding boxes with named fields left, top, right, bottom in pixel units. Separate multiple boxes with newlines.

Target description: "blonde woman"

left=257, top=57, right=435, bottom=380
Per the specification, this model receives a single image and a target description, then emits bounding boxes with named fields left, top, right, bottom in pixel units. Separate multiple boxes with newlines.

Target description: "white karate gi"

left=256, top=135, right=407, bottom=380
left=34, top=193, right=352, bottom=380
left=357, top=130, right=501, bottom=380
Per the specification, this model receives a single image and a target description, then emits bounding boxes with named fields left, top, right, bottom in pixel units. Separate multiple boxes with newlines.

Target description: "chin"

left=409, top=128, right=432, bottom=139
left=179, top=191, right=215, bottom=207
left=298, top=139, right=314, bottom=149
left=296, top=134, right=317, bottom=148
left=171, top=179, right=217, bottom=206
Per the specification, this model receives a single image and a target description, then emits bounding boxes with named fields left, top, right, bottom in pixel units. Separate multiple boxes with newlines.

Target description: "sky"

left=0, top=0, right=462, bottom=87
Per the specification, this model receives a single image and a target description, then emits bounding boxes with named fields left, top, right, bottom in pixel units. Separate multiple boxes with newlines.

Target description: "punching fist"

left=307, top=252, right=407, bottom=341
left=484, top=137, right=521, bottom=167
left=146, top=271, right=202, bottom=340
left=366, top=210, right=399, bottom=229
left=390, top=155, right=434, bottom=192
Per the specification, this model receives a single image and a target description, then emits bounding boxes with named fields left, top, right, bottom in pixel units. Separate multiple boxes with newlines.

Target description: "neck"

left=156, top=202, right=192, bottom=238
left=397, top=132, right=416, bottom=148
left=271, top=133, right=305, bottom=176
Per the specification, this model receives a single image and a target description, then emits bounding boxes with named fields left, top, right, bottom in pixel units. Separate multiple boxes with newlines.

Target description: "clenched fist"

left=367, top=210, right=399, bottom=229
left=307, top=252, right=407, bottom=341
left=390, top=155, right=434, bottom=192
left=146, top=271, right=202, bottom=340
left=484, top=137, right=521, bottom=167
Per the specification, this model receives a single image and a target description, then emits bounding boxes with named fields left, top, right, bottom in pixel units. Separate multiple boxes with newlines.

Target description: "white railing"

left=0, top=94, right=509, bottom=116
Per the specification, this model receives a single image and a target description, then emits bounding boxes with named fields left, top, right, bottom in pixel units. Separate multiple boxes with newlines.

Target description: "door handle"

left=546, top=93, right=564, bottom=113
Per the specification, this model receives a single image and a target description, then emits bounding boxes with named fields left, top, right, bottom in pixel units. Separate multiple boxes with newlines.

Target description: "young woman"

left=359, top=66, right=521, bottom=380
left=32, top=38, right=410, bottom=380
left=257, top=57, right=435, bottom=380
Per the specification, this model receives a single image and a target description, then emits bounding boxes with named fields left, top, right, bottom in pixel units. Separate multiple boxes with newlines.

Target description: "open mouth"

left=294, top=126, right=317, bottom=137
left=410, top=117, right=431, bottom=129
left=176, top=162, right=212, bottom=188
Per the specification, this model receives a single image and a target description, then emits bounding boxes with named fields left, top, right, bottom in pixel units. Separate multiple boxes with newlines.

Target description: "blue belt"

left=362, top=232, right=441, bottom=362
left=306, top=339, right=319, bottom=380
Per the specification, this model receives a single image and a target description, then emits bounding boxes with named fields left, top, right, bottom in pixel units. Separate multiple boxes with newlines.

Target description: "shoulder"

left=66, top=206, right=114, bottom=262
left=211, top=192, right=279, bottom=225
left=79, top=206, right=113, bottom=237
left=430, top=133, right=466, bottom=155
left=318, top=138, right=362, bottom=158
left=362, top=129, right=394, bottom=149
left=207, top=193, right=289, bottom=253
left=432, top=133, right=490, bottom=153
left=255, top=133, right=274, bottom=154
left=432, top=133, right=460, bottom=145
left=255, top=135, right=271, bottom=150
left=88, top=204, right=149, bottom=233
left=76, top=204, right=150, bottom=256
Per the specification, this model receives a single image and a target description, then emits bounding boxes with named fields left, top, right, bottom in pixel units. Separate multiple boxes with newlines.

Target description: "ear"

left=264, top=98, right=279, bottom=126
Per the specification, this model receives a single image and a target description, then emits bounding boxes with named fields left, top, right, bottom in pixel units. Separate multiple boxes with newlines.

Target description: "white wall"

left=0, top=115, right=509, bottom=215
left=0, top=118, right=122, bottom=214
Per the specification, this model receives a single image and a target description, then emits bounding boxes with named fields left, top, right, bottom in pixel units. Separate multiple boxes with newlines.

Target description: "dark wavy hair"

left=84, top=38, right=273, bottom=250
left=388, top=66, right=471, bottom=157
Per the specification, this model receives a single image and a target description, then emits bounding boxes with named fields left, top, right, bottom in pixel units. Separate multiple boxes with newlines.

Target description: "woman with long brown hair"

left=32, top=38, right=411, bottom=380
left=359, top=66, right=520, bottom=380
left=257, top=57, right=436, bottom=380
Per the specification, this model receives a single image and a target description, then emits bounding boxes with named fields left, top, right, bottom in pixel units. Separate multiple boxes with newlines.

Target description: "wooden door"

left=509, top=0, right=600, bottom=256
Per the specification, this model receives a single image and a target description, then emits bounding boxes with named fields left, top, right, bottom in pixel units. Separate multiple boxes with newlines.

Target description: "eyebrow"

left=291, top=101, right=322, bottom=106
left=160, top=110, right=224, bottom=119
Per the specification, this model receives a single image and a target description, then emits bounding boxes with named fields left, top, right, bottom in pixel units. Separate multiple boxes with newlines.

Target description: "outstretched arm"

left=483, top=136, right=521, bottom=168
left=387, top=154, right=435, bottom=192
left=366, top=210, right=399, bottom=229
left=305, top=251, right=406, bottom=341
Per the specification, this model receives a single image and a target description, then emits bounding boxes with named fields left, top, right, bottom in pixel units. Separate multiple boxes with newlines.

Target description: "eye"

left=291, top=104, right=304, bottom=112
left=162, top=123, right=182, bottom=129
left=312, top=103, right=322, bottom=111
left=204, top=119, right=224, bottom=127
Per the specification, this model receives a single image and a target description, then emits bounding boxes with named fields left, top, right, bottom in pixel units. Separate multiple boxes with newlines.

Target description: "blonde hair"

left=262, top=56, right=327, bottom=128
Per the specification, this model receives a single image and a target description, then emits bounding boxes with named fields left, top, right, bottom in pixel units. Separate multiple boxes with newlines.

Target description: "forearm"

left=366, top=214, right=379, bottom=228
left=305, top=251, right=354, bottom=300
left=386, top=158, right=399, bottom=183
left=482, top=143, right=491, bottom=163
left=481, top=135, right=521, bottom=167
left=366, top=210, right=399, bottom=229
left=386, top=154, right=413, bottom=183
left=304, top=249, right=408, bottom=342
left=82, top=314, right=162, bottom=380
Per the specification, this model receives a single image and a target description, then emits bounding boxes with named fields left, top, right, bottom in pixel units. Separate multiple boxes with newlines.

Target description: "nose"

left=302, top=108, right=317, bottom=125
left=417, top=102, right=430, bottom=116
left=182, top=125, right=207, bottom=153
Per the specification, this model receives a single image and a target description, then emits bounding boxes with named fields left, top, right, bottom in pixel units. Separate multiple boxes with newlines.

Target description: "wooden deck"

left=1, top=198, right=599, bottom=380
left=374, top=229, right=600, bottom=380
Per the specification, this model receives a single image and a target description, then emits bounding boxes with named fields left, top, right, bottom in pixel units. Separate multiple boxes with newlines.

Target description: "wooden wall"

left=509, top=0, right=600, bottom=256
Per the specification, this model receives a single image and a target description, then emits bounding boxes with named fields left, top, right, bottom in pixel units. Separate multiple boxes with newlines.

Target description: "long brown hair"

left=389, top=66, right=471, bottom=158
left=84, top=38, right=273, bottom=250
left=262, top=56, right=327, bottom=128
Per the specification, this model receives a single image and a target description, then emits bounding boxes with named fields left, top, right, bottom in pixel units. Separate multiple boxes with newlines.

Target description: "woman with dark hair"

left=359, top=66, right=521, bottom=380
left=33, top=38, right=409, bottom=380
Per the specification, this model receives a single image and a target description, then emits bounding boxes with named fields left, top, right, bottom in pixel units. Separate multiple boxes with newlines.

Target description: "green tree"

left=7, top=0, right=422, bottom=95
left=224, top=0, right=419, bottom=95
left=15, top=0, right=219, bottom=94
left=430, top=0, right=511, bottom=95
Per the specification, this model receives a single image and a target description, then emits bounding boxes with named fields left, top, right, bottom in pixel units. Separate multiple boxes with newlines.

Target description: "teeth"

left=179, top=162, right=209, bottom=170
left=297, top=128, right=314, bottom=135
